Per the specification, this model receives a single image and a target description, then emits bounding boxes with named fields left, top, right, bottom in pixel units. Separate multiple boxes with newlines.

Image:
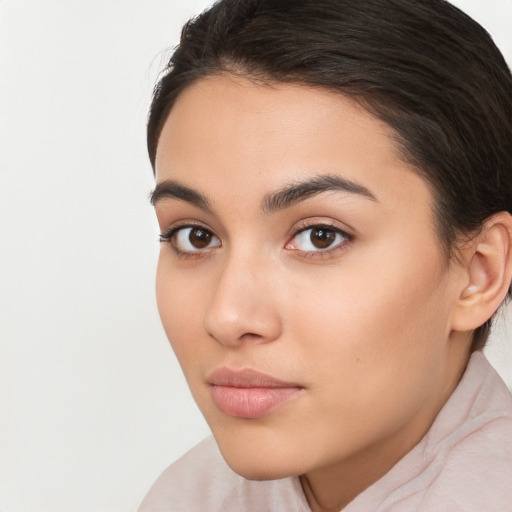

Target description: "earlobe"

left=451, top=212, right=512, bottom=332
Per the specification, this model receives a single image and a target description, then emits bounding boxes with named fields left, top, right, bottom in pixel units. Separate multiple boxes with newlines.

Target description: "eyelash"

left=159, top=221, right=354, bottom=259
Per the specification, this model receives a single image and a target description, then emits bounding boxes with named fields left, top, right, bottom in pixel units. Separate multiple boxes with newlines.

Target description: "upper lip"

left=207, top=367, right=302, bottom=388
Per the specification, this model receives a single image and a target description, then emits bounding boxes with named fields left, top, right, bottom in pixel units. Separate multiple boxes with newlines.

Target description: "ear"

left=451, top=212, right=512, bottom=333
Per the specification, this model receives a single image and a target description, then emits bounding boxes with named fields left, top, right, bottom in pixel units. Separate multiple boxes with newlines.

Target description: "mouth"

left=207, top=368, right=304, bottom=419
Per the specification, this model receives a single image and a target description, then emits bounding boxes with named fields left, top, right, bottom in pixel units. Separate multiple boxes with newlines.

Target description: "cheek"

left=155, top=256, right=207, bottom=360
left=275, top=262, right=451, bottom=463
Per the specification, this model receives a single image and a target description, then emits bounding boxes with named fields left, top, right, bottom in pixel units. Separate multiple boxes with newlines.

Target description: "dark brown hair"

left=147, top=0, right=512, bottom=348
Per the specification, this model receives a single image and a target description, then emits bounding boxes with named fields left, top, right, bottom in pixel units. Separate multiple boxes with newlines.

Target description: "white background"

left=1, top=1, right=511, bottom=510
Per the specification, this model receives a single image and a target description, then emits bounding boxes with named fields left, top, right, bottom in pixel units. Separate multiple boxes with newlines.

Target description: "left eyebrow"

left=262, top=174, right=377, bottom=213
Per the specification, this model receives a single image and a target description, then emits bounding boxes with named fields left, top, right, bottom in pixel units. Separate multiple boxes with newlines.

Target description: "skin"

left=152, top=75, right=474, bottom=511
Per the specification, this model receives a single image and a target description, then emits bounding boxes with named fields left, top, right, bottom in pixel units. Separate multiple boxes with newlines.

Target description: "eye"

left=160, top=225, right=221, bottom=254
left=286, top=225, right=350, bottom=253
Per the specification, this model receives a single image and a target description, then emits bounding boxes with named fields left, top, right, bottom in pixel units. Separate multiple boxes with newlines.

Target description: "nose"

left=203, top=251, right=282, bottom=347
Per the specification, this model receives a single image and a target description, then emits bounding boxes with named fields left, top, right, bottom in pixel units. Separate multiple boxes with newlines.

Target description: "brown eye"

left=310, top=228, right=337, bottom=249
left=189, top=228, right=212, bottom=249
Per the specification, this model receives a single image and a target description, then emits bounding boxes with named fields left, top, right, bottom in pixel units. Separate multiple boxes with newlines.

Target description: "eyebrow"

left=150, top=174, right=377, bottom=213
left=150, top=180, right=212, bottom=212
left=262, top=174, right=377, bottom=213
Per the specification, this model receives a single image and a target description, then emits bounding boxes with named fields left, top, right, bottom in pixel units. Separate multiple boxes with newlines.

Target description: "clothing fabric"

left=138, top=352, right=512, bottom=511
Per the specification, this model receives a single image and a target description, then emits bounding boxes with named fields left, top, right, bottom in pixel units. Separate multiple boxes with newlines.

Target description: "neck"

left=300, top=427, right=423, bottom=511
left=301, top=333, right=472, bottom=512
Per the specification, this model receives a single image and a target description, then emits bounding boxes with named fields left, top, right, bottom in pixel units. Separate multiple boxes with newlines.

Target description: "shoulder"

left=415, top=353, right=512, bottom=511
left=346, top=352, right=512, bottom=512
left=137, top=437, right=307, bottom=512
left=137, top=437, right=238, bottom=512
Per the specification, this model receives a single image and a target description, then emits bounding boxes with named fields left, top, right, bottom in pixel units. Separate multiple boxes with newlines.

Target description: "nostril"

left=206, top=328, right=266, bottom=346
left=240, top=332, right=266, bottom=342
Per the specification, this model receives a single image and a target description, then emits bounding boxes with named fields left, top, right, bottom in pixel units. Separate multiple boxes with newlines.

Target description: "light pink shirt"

left=138, top=352, right=512, bottom=511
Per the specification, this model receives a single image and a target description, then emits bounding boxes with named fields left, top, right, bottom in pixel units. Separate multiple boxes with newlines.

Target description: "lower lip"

left=211, top=385, right=302, bottom=419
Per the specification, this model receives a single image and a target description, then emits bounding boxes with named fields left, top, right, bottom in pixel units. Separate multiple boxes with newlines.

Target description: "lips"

left=207, top=368, right=303, bottom=419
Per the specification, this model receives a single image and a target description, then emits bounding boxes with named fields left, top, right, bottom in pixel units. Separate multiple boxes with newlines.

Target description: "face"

left=153, top=75, right=465, bottom=481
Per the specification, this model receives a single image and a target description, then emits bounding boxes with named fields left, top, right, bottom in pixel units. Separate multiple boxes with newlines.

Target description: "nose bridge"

left=203, top=245, right=281, bottom=346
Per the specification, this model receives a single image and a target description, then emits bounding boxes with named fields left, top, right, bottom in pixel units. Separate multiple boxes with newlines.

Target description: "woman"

left=138, top=0, right=512, bottom=510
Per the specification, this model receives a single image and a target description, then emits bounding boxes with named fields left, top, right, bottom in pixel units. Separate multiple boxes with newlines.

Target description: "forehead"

left=157, top=75, right=399, bottom=167
left=155, top=75, right=433, bottom=220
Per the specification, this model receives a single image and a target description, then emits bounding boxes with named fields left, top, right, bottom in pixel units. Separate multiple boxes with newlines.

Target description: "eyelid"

left=159, top=220, right=206, bottom=241
left=289, top=219, right=353, bottom=240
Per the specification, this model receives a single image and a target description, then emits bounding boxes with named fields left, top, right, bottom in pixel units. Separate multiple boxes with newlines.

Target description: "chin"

left=223, top=455, right=298, bottom=481
left=214, top=431, right=306, bottom=481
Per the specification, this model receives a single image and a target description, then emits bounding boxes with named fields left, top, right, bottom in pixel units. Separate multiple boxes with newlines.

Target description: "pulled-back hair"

left=147, top=0, right=512, bottom=348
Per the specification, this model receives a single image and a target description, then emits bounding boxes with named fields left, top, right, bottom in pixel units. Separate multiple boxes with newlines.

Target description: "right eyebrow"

left=150, top=180, right=212, bottom=213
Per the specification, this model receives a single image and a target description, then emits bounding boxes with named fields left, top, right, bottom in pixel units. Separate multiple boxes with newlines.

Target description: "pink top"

left=138, top=351, right=512, bottom=511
